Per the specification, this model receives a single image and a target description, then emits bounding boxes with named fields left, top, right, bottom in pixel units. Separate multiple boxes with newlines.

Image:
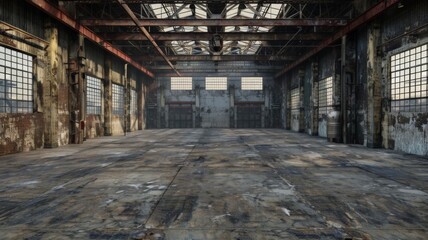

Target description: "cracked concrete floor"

left=0, top=129, right=427, bottom=239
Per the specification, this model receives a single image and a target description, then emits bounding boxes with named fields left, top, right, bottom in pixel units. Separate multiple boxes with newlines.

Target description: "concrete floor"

left=0, top=129, right=427, bottom=240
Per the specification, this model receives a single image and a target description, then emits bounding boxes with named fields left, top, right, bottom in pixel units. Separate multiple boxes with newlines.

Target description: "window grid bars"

left=0, top=45, right=33, bottom=113
left=86, top=76, right=102, bottom=115
left=391, top=44, right=428, bottom=112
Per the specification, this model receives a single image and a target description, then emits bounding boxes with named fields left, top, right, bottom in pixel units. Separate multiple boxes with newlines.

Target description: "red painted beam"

left=25, top=0, right=155, bottom=79
left=275, top=0, right=401, bottom=78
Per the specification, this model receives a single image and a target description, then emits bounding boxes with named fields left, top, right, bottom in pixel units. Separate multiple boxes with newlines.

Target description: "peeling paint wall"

left=0, top=114, right=44, bottom=155
left=57, top=26, right=70, bottom=147
left=0, top=1, right=151, bottom=155
left=380, top=0, right=428, bottom=156
left=85, top=41, right=105, bottom=139
left=110, top=58, right=125, bottom=136
left=388, top=113, right=428, bottom=156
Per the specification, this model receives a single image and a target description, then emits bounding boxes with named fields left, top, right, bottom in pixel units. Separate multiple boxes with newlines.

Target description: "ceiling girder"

left=80, top=18, right=347, bottom=27
left=275, top=0, right=401, bottom=78
left=132, top=55, right=296, bottom=62
left=116, top=0, right=181, bottom=76
left=102, top=32, right=328, bottom=41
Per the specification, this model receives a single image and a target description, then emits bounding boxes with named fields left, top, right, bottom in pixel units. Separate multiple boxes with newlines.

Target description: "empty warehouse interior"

left=0, top=0, right=427, bottom=239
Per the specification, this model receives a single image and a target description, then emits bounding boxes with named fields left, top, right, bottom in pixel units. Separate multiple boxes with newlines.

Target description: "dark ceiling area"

left=43, top=0, right=374, bottom=75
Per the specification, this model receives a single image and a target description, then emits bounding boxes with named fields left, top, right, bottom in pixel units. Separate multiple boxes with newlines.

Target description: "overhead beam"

left=116, top=0, right=180, bottom=76
left=102, top=32, right=328, bottom=41
left=275, top=0, right=401, bottom=78
left=133, top=55, right=295, bottom=62
left=25, top=0, right=154, bottom=78
left=150, top=65, right=282, bottom=71
left=80, top=18, right=347, bottom=27
left=59, top=0, right=348, bottom=3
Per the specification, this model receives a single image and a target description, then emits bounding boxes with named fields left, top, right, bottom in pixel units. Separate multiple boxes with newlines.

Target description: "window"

left=86, top=76, right=102, bottom=115
left=205, top=77, right=227, bottom=90
left=241, top=77, right=263, bottom=90
left=0, top=45, right=33, bottom=113
left=112, top=84, right=124, bottom=115
left=391, top=44, right=428, bottom=112
left=318, top=76, right=334, bottom=117
left=171, top=77, right=192, bottom=90
left=131, top=89, right=138, bottom=115
left=290, top=88, right=300, bottom=114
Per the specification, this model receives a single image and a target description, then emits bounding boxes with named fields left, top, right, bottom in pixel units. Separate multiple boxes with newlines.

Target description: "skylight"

left=147, top=3, right=285, bottom=56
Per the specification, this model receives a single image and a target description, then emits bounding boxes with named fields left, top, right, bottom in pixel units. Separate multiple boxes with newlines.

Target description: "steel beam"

left=116, top=0, right=180, bottom=76
left=60, top=0, right=347, bottom=3
left=80, top=18, right=347, bottom=27
left=275, top=0, right=401, bottom=78
left=102, top=32, right=328, bottom=41
left=133, top=55, right=295, bottom=62
left=26, top=0, right=154, bottom=78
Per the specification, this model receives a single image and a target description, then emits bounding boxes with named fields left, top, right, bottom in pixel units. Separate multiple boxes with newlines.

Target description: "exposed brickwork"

left=0, top=113, right=44, bottom=155
left=86, top=115, right=105, bottom=139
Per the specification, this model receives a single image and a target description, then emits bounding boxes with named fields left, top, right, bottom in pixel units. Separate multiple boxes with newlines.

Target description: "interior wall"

left=279, top=0, right=428, bottom=156
left=153, top=74, right=276, bottom=128
left=0, top=1, right=151, bottom=155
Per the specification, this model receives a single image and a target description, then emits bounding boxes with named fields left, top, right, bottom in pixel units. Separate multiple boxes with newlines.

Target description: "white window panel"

left=171, top=77, right=193, bottom=90
left=112, top=84, right=124, bottom=116
left=242, top=77, right=263, bottom=90
left=0, top=46, right=33, bottom=113
left=206, top=77, right=227, bottom=90
left=390, top=44, right=428, bottom=112
left=86, top=76, right=102, bottom=115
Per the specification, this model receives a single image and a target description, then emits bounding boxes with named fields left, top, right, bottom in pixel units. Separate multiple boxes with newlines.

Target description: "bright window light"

left=241, top=77, right=263, bottom=90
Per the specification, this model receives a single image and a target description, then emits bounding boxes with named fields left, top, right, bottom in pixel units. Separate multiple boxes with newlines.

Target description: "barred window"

left=290, top=88, right=300, bottom=113
left=241, top=77, right=263, bottom=90
left=206, top=77, right=227, bottom=90
left=0, top=45, right=33, bottom=113
left=86, top=76, right=102, bottom=115
left=171, top=77, right=192, bottom=90
left=112, top=84, right=124, bottom=115
left=318, top=76, right=334, bottom=117
left=131, top=89, right=138, bottom=115
left=391, top=44, right=428, bottom=112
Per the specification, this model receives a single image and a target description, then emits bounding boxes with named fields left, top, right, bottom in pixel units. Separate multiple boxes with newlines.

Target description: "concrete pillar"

left=44, top=24, right=59, bottom=148
left=77, top=36, right=86, bottom=143
left=229, top=85, right=236, bottom=128
left=137, top=79, right=144, bottom=130
left=365, top=22, right=382, bottom=148
left=285, top=77, right=291, bottom=130
left=125, top=64, right=131, bottom=133
left=195, top=84, right=201, bottom=128
left=159, top=84, right=165, bottom=128
left=311, top=62, right=319, bottom=136
left=298, top=69, right=305, bottom=132
left=104, top=57, right=112, bottom=136
left=341, top=36, right=348, bottom=143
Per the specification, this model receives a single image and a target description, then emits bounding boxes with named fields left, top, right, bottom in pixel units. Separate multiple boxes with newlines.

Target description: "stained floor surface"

left=0, top=129, right=427, bottom=239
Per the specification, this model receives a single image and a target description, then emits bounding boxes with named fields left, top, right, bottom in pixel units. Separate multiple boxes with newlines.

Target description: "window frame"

left=390, top=44, right=428, bottom=112
left=171, top=77, right=193, bottom=90
left=112, top=83, right=125, bottom=116
left=0, top=45, right=34, bottom=114
left=205, top=77, right=228, bottom=90
left=86, top=75, right=103, bottom=115
left=241, top=77, right=263, bottom=90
